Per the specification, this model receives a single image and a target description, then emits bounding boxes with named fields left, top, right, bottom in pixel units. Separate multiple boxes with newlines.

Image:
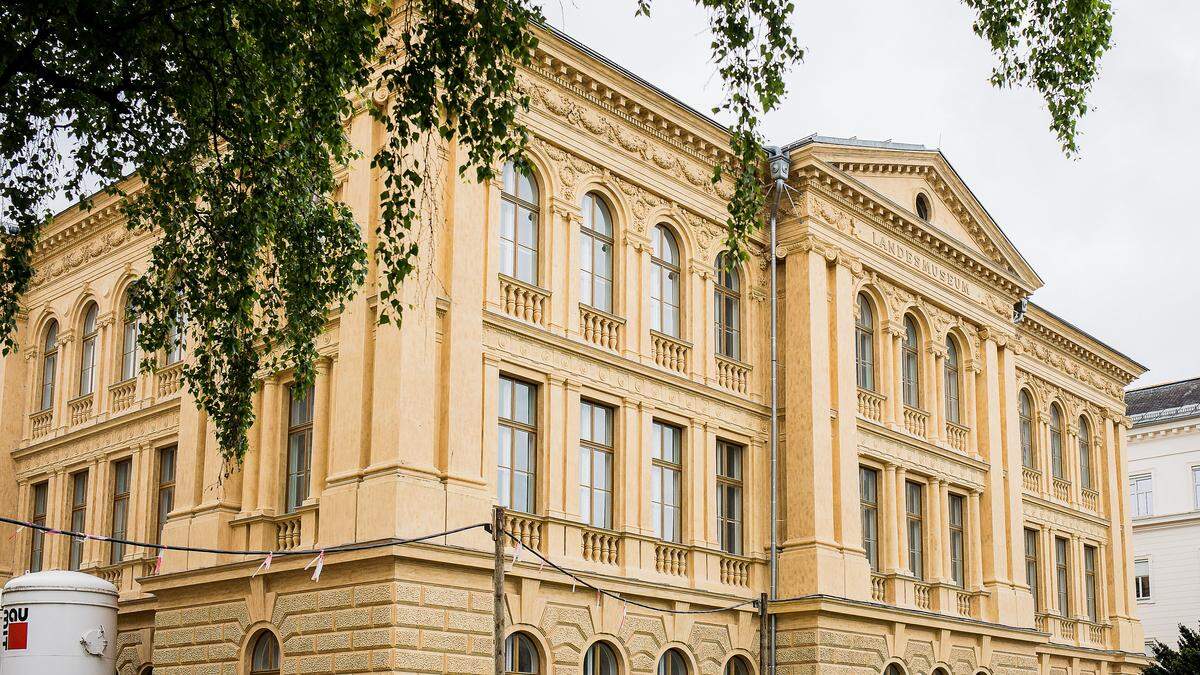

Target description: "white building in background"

left=1126, top=376, right=1200, bottom=649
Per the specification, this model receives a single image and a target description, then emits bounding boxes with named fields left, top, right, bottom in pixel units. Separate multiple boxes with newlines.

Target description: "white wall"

left=1128, top=419, right=1200, bottom=648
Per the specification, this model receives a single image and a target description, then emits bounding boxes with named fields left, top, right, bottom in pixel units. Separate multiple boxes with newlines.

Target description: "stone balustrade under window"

left=1022, top=466, right=1041, bottom=493
left=1052, top=477, right=1071, bottom=502
left=109, top=379, right=136, bottom=413
left=155, top=362, right=184, bottom=399
left=29, top=409, right=52, bottom=439
left=857, top=388, right=886, bottom=423
left=945, top=420, right=969, bottom=452
left=499, top=274, right=550, bottom=327
left=714, top=355, right=750, bottom=394
left=274, top=512, right=303, bottom=551
left=718, top=554, right=751, bottom=587
left=654, top=541, right=689, bottom=577
left=870, top=573, right=887, bottom=602
left=580, top=527, right=621, bottom=565
left=504, top=511, right=545, bottom=552
left=69, top=393, right=94, bottom=425
left=578, top=305, right=624, bottom=351
left=1082, top=488, right=1100, bottom=513
left=650, top=331, right=690, bottom=375
left=903, top=406, right=929, bottom=439
left=913, top=581, right=932, bottom=610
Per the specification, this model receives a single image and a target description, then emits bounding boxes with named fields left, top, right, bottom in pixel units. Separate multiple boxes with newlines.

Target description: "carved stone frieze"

left=29, top=226, right=138, bottom=291
left=1022, top=499, right=1109, bottom=540
left=857, top=427, right=987, bottom=491
left=16, top=408, right=182, bottom=479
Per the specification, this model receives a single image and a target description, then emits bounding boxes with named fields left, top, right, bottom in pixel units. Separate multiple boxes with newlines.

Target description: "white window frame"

left=1134, top=557, right=1152, bottom=602
left=1129, top=473, right=1153, bottom=518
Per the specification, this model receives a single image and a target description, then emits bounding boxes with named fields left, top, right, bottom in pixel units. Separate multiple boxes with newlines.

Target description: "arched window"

left=40, top=320, right=59, bottom=411
left=855, top=294, right=875, bottom=391
left=505, top=632, right=539, bottom=675
left=713, top=252, right=741, bottom=360
left=944, top=337, right=961, bottom=424
left=1049, top=404, right=1065, bottom=480
left=915, top=193, right=930, bottom=220
left=79, top=304, right=98, bottom=396
left=500, top=160, right=540, bottom=285
left=1078, top=417, right=1092, bottom=490
left=580, top=192, right=615, bottom=313
left=884, top=664, right=906, bottom=675
left=901, top=316, right=920, bottom=408
left=657, top=649, right=688, bottom=675
left=724, top=656, right=752, bottom=675
left=120, top=295, right=139, bottom=382
left=650, top=225, right=681, bottom=338
left=583, top=641, right=619, bottom=675
left=1019, top=390, right=1036, bottom=469
left=248, top=630, right=280, bottom=675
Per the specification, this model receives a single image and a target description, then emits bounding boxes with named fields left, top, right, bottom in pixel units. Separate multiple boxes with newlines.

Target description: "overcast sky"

left=539, top=0, right=1200, bottom=388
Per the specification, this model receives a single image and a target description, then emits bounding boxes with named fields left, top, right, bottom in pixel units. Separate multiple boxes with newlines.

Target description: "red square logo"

left=7, top=622, right=27, bottom=650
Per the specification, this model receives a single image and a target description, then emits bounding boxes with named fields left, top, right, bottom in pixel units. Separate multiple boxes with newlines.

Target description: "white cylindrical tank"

left=0, top=570, right=118, bottom=674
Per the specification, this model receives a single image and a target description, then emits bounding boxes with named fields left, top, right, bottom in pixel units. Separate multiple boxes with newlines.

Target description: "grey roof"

left=1126, top=377, right=1200, bottom=426
left=784, top=134, right=929, bottom=153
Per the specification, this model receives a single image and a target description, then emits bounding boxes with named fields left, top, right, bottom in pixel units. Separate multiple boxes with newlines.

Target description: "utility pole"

left=492, top=506, right=506, bottom=675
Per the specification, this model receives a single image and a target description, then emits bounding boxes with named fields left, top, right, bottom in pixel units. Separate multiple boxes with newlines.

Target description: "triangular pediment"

left=789, top=136, right=1043, bottom=292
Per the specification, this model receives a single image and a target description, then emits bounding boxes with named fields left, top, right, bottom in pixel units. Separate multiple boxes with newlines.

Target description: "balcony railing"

left=580, top=528, right=620, bottom=566
left=29, top=409, right=53, bottom=439
left=945, top=421, right=969, bottom=452
left=870, top=574, right=887, bottom=602
left=1052, top=477, right=1071, bottom=502
left=1084, top=621, right=1108, bottom=646
left=1035, top=613, right=1050, bottom=633
left=1056, top=616, right=1078, bottom=642
left=578, top=305, right=623, bottom=351
left=504, top=511, right=544, bottom=552
left=913, top=581, right=932, bottom=610
left=955, top=591, right=978, bottom=618
left=654, top=541, right=688, bottom=577
left=718, top=555, right=751, bottom=587
left=109, top=379, right=136, bottom=413
left=499, top=275, right=549, bottom=327
left=1022, top=466, right=1041, bottom=493
left=714, top=355, right=751, bottom=394
left=650, top=331, right=690, bottom=375
left=68, top=393, right=94, bottom=425
left=856, top=388, right=885, bottom=423
left=156, top=363, right=184, bottom=399
left=274, top=512, right=302, bottom=551
left=902, top=406, right=929, bottom=439
left=1082, top=488, right=1100, bottom=513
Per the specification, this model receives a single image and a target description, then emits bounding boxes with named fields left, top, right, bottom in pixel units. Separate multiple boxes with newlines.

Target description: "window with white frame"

left=949, top=493, right=965, bottom=587
left=944, top=337, right=961, bottom=425
left=651, top=420, right=683, bottom=543
left=649, top=225, right=682, bottom=338
left=855, top=294, right=875, bottom=391
left=1084, top=544, right=1098, bottom=621
left=1024, top=528, right=1040, bottom=610
left=1049, top=404, right=1065, bottom=480
left=906, top=480, right=924, bottom=579
left=1129, top=474, right=1153, bottom=518
left=1193, top=466, right=1200, bottom=510
left=120, top=296, right=140, bottom=381
left=1019, top=390, right=1036, bottom=469
left=579, top=192, right=614, bottom=313
left=716, top=440, right=743, bottom=555
left=79, top=304, right=98, bottom=396
left=40, top=320, right=58, bottom=411
left=860, top=466, right=879, bottom=571
left=1055, top=536, right=1070, bottom=616
left=713, top=253, right=741, bottom=360
left=901, top=316, right=920, bottom=408
left=1134, top=558, right=1151, bottom=600
left=1078, top=417, right=1093, bottom=490
left=498, top=376, right=537, bottom=514
left=578, top=400, right=614, bottom=529
left=499, top=161, right=540, bottom=285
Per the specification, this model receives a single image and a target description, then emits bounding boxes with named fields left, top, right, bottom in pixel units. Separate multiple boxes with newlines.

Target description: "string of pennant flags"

left=0, top=514, right=759, bottom=616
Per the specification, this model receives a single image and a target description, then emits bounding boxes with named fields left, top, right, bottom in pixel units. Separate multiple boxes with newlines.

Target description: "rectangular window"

left=1129, top=475, right=1153, bottom=518
left=651, top=421, right=683, bottom=543
left=1025, top=528, right=1040, bottom=610
left=498, top=376, right=537, bottom=514
left=285, top=385, right=314, bottom=513
left=716, top=440, right=743, bottom=555
left=121, top=319, right=138, bottom=381
left=1055, top=536, right=1070, bottom=616
left=906, top=481, right=924, bottom=580
left=110, top=459, right=132, bottom=564
left=29, top=482, right=48, bottom=573
left=68, top=471, right=88, bottom=570
left=578, top=400, right=614, bottom=529
left=949, top=493, right=965, bottom=588
left=1134, top=558, right=1151, bottom=600
left=1193, top=467, right=1200, bottom=510
left=1084, top=545, right=1098, bottom=621
left=859, top=467, right=879, bottom=571
left=155, top=446, right=177, bottom=544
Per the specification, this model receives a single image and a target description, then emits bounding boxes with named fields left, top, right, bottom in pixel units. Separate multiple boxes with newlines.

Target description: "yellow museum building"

left=0, top=24, right=1149, bottom=675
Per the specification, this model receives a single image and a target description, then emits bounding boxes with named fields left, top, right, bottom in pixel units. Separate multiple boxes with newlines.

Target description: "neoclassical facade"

left=0, top=24, right=1148, bottom=675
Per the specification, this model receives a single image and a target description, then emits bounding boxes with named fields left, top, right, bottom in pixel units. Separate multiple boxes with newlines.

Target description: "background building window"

left=79, top=304, right=98, bottom=396
left=1134, top=558, right=1151, bottom=600
left=120, top=296, right=139, bottom=381
left=713, top=253, right=741, bottom=360
left=249, top=630, right=280, bottom=675
left=949, top=493, right=965, bottom=587
left=40, top=320, right=58, bottom=411
left=504, top=632, right=539, bottom=675
left=1129, top=475, right=1153, bottom=518
left=1019, top=391, right=1036, bottom=469
left=902, top=316, right=920, bottom=408
left=498, top=376, right=537, bottom=514
left=1193, top=467, right=1200, bottom=510
left=579, top=400, right=614, bottom=529
left=1055, top=536, right=1070, bottom=616
left=906, top=480, right=924, bottom=579
left=500, top=160, right=539, bottom=285
left=1078, top=418, right=1093, bottom=490
left=580, top=192, right=614, bottom=313
left=1024, top=528, right=1040, bottom=610
left=1084, top=545, right=1098, bottom=621
left=156, top=446, right=176, bottom=544
left=110, top=459, right=132, bottom=563
left=944, top=338, right=961, bottom=424
left=716, top=440, right=743, bottom=555
left=658, top=649, right=688, bottom=675
left=285, top=385, right=314, bottom=513
left=855, top=294, right=875, bottom=391
left=28, top=482, right=47, bottom=572
left=583, top=642, right=618, bottom=675
left=650, top=225, right=682, bottom=338
left=651, top=420, right=683, bottom=543
left=1049, top=404, right=1065, bottom=479
left=68, top=471, right=88, bottom=570
left=860, top=467, right=879, bottom=571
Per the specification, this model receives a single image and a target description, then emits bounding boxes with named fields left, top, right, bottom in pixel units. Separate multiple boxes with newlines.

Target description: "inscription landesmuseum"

left=868, top=230, right=971, bottom=296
